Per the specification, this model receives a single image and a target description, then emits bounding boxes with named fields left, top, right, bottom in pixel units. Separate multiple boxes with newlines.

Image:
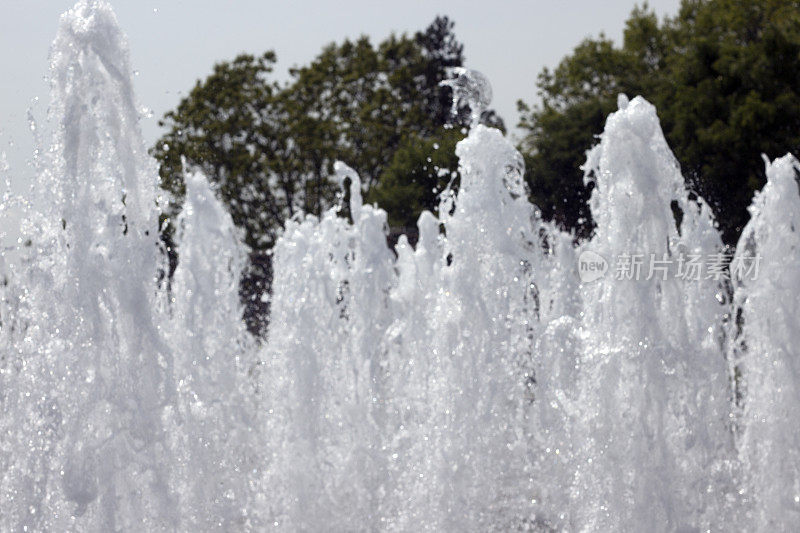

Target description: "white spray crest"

left=440, top=67, right=492, bottom=127
left=334, top=160, right=363, bottom=220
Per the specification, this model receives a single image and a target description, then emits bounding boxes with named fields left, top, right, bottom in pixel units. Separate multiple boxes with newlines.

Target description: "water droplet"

left=440, top=67, right=492, bottom=127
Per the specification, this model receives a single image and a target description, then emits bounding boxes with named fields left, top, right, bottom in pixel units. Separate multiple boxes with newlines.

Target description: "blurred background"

left=3, top=0, right=800, bottom=336
left=0, top=1, right=680, bottom=159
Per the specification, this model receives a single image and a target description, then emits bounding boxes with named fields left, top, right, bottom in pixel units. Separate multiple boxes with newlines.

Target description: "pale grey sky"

left=0, top=0, right=681, bottom=247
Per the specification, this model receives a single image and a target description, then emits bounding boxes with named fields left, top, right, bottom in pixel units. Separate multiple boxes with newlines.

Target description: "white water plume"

left=1, top=2, right=799, bottom=532
left=731, top=154, right=800, bottom=530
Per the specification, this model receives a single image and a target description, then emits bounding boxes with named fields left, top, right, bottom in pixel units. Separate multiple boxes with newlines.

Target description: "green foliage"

left=517, top=29, right=653, bottom=239
left=518, top=0, right=800, bottom=243
left=153, top=51, right=317, bottom=335
left=152, top=16, right=504, bottom=335
left=367, top=128, right=462, bottom=230
left=153, top=50, right=343, bottom=252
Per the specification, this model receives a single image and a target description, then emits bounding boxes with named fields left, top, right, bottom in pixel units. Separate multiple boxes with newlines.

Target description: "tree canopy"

left=153, top=16, right=503, bottom=336
left=518, top=0, right=800, bottom=244
left=150, top=0, right=800, bottom=336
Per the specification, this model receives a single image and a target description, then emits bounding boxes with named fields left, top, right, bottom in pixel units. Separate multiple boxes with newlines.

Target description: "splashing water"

left=731, top=154, right=800, bottom=529
left=0, top=2, right=262, bottom=530
left=165, top=170, right=265, bottom=529
left=1, top=2, right=175, bottom=529
left=572, top=96, right=734, bottom=531
left=440, top=67, right=493, bottom=126
left=1, top=2, right=800, bottom=531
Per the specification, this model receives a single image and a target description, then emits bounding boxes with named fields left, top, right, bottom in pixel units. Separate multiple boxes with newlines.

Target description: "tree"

left=368, top=128, right=462, bottom=235
left=518, top=0, right=800, bottom=244
left=152, top=16, right=505, bottom=336
left=365, top=17, right=505, bottom=233
left=152, top=52, right=334, bottom=335
left=517, top=36, right=641, bottom=239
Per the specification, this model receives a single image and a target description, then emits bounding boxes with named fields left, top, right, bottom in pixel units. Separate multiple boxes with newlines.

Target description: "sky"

left=0, top=0, right=681, bottom=247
